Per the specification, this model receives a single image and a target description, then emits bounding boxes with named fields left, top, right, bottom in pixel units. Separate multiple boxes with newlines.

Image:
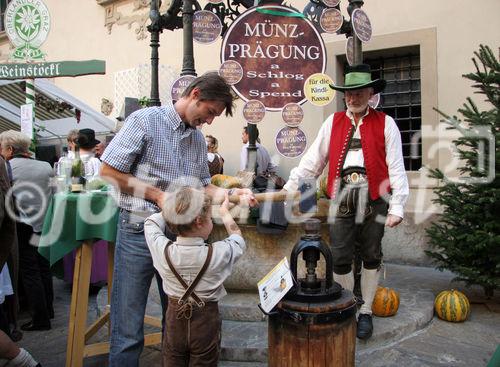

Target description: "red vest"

left=326, top=108, right=391, bottom=200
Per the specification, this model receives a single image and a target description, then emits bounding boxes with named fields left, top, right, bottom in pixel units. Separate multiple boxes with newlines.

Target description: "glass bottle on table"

left=70, top=146, right=86, bottom=192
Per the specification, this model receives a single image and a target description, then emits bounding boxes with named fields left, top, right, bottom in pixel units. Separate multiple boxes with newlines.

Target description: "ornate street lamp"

left=147, top=0, right=366, bottom=178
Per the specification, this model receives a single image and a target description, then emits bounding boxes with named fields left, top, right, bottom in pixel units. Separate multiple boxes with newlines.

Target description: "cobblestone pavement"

left=15, top=264, right=500, bottom=366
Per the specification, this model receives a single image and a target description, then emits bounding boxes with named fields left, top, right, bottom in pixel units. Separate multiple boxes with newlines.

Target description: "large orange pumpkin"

left=372, top=286, right=400, bottom=317
left=434, top=289, right=470, bottom=322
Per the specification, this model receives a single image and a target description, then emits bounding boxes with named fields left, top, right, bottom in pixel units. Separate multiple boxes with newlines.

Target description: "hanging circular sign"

left=219, top=60, right=243, bottom=85
left=351, top=8, right=372, bottom=43
left=221, top=5, right=326, bottom=111
left=322, top=0, right=340, bottom=7
left=243, top=99, right=266, bottom=124
left=346, top=36, right=354, bottom=66
left=282, top=103, right=304, bottom=127
left=368, top=93, right=380, bottom=109
left=5, top=0, right=50, bottom=61
left=275, top=126, right=307, bottom=158
left=171, top=75, right=196, bottom=101
left=193, top=10, right=222, bottom=44
left=320, top=8, right=343, bottom=34
left=304, top=73, right=335, bottom=107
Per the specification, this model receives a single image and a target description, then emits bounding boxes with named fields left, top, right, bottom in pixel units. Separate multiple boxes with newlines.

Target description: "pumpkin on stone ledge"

left=434, top=289, right=470, bottom=322
left=372, top=286, right=400, bottom=317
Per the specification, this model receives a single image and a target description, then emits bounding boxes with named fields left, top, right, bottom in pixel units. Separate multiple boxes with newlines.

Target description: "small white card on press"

left=258, top=257, right=293, bottom=314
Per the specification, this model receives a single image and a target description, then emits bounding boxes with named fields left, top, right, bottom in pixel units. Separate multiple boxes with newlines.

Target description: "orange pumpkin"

left=372, top=286, right=400, bottom=317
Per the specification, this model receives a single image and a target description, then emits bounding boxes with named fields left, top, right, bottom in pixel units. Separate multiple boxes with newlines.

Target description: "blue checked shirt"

left=101, top=101, right=211, bottom=212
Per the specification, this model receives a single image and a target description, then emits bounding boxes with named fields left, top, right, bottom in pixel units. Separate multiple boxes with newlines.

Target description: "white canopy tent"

left=0, top=79, right=115, bottom=142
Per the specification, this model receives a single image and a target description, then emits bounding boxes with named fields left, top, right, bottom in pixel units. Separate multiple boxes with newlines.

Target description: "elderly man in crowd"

left=0, top=131, right=54, bottom=332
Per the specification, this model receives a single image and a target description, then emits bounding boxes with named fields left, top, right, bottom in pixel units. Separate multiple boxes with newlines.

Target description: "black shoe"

left=356, top=313, right=373, bottom=340
left=20, top=321, right=51, bottom=331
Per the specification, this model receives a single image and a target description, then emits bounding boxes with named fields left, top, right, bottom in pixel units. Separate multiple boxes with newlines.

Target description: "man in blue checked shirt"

left=100, top=72, right=257, bottom=366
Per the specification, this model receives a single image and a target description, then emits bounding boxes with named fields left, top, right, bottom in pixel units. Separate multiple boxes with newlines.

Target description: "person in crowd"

left=94, top=142, right=106, bottom=160
left=100, top=72, right=257, bottom=366
left=205, top=135, right=224, bottom=176
left=56, top=129, right=79, bottom=177
left=283, top=64, right=409, bottom=340
left=0, top=156, right=15, bottom=276
left=0, top=155, right=20, bottom=342
left=0, top=329, right=41, bottom=366
left=0, top=131, right=54, bottom=332
left=62, top=128, right=107, bottom=286
left=145, top=188, right=245, bottom=366
left=76, top=129, right=101, bottom=177
left=240, top=126, right=277, bottom=175
left=59, top=129, right=78, bottom=161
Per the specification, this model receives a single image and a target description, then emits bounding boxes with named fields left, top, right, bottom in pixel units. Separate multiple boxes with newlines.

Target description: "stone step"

left=219, top=362, right=267, bottom=367
left=97, top=264, right=436, bottom=362
left=221, top=320, right=268, bottom=363
left=220, top=292, right=266, bottom=322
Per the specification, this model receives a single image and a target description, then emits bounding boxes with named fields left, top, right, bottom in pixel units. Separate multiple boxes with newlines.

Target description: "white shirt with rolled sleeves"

left=144, top=213, right=246, bottom=301
left=284, top=109, right=409, bottom=219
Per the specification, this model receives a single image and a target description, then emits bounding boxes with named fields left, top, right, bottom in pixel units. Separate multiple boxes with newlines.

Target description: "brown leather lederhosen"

left=162, top=240, right=221, bottom=367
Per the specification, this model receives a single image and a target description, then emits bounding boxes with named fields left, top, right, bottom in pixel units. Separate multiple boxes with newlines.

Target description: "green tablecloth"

left=38, top=191, right=119, bottom=266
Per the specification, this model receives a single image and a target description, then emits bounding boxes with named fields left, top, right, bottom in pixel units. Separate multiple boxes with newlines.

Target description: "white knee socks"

left=359, top=267, right=380, bottom=315
left=4, top=348, right=39, bottom=367
left=333, top=270, right=354, bottom=291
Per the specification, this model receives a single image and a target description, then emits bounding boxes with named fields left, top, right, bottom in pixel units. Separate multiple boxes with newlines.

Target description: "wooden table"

left=38, top=192, right=162, bottom=367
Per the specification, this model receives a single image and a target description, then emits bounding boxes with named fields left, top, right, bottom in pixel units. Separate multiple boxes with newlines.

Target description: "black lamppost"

left=181, top=0, right=197, bottom=76
left=148, top=0, right=251, bottom=106
left=148, top=0, right=162, bottom=107
left=347, top=0, right=364, bottom=64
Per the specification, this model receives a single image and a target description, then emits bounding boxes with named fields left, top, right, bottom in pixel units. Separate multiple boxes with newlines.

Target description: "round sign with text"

left=193, top=10, right=222, bottom=44
left=219, top=60, right=243, bottom=85
left=351, top=9, right=372, bottom=43
left=320, top=8, right=343, bottom=34
left=282, top=103, right=304, bottom=127
left=321, top=0, right=340, bottom=7
left=171, top=75, right=196, bottom=101
left=346, top=36, right=354, bottom=66
left=221, top=5, right=326, bottom=111
left=304, top=73, right=335, bottom=106
left=275, top=126, right=307, bottom=158
left=243, top=99, right=266, bottom=124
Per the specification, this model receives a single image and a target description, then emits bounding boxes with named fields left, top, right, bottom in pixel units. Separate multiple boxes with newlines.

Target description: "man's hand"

left=385, top=214, right=403, bottom=228
left=232, top=188, right=258, bottom=207
left=155, top=191, right=169, bottom=211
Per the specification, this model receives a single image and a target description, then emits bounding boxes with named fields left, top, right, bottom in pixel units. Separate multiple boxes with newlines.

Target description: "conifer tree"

left=426, top=45, right=499, bottom=297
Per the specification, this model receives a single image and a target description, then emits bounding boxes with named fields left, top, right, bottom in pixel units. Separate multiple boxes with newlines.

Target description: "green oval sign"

left=5, top=0, right=51, bottom=60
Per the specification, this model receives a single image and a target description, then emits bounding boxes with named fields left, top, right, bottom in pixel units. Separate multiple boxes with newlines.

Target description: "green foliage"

left=425, top=45, right=500, bottom=298
left=138, top=96, right=150, bottom=108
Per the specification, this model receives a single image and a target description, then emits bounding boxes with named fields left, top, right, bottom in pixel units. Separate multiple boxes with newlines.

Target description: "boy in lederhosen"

left=144, top=187, right=245, bottom=366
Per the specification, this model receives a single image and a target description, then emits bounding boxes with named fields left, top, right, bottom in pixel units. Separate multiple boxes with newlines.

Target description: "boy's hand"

left=220, top=191, right=230, bottom=214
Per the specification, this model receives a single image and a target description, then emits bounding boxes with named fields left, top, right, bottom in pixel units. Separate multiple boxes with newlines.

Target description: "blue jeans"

left=109, top=209, right=167, bottom=366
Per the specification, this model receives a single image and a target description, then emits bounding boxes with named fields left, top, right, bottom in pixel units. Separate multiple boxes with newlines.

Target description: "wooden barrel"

left=268, top=290, right=357, bottom=367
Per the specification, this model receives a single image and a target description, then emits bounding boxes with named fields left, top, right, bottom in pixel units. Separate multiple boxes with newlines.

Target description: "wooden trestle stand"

left=65, top=241, right=162, bottom=367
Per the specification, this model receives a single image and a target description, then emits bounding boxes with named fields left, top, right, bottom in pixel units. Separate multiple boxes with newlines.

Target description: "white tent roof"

left=0, top=79, right=115, bottom=141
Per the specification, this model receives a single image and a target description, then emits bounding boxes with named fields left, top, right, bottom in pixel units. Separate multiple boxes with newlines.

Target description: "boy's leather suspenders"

left=164, top=240, right=214, bottom=318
